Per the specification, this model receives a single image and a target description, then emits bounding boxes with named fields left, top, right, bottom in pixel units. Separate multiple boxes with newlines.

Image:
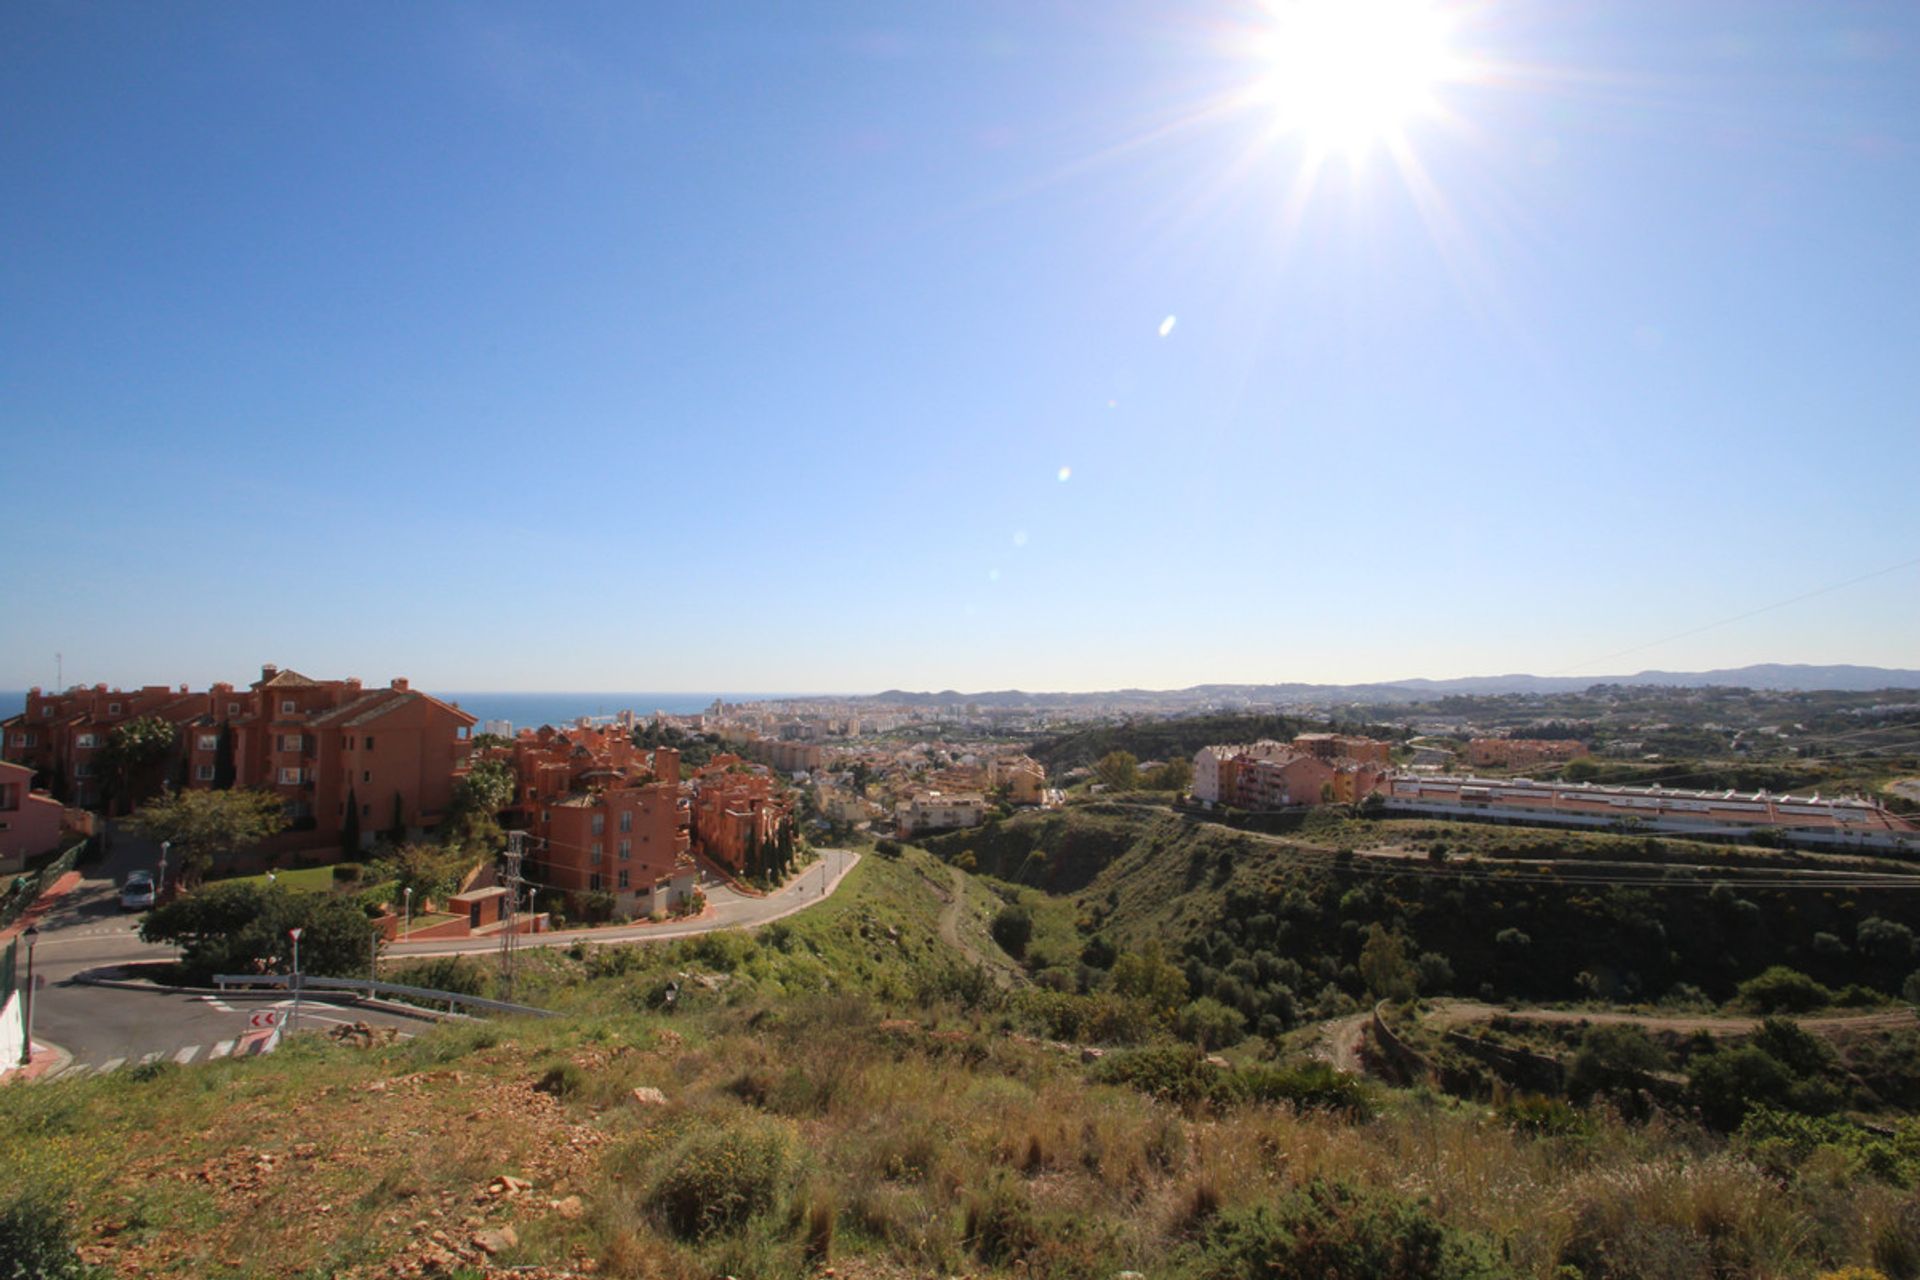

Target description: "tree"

left=1736, top=966, right=1832, bottom=1014
left=140, top=882, right=377, bottom=984
left=127, top=788, right=288, bottom=889
left=1179, top=996, right=1247, bottom=1050
left=990, top=904, right=1033, bottom=958
left=340, top=787, right=362, bottom=857
left=1094, top=750, right=1139, bottom=791
left=96, top=715, right=176, bottom=815
left=1358, top=925, right=1416, bottom=1003
left=444, top=759, right=511, bottom=855
left=1566, top=1025, right=1667, bottom=1100
left=372, top=842, right=471, bottom=906
left=1112, top=939, right=1188, bottom=1017
left=385, top=792, right=407, bottom=846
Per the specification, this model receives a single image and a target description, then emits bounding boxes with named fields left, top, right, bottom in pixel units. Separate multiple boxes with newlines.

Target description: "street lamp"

left=402, top=886, right=413, bottom=938
left=288, top=927, right=303, bottom=1037
left=157, top=841, right=170, bottom=896
left=18, top=925, right=39, bottom=1068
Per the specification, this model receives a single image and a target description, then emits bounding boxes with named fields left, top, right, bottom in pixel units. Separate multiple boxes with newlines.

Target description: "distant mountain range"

left=858, top=664, right=1920, bottom=709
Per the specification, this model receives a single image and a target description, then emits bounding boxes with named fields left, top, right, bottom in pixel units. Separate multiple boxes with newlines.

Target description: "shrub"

left=0, top=1192, right=103, bottom=1280
left=535, top=1060, right=584, bottom=1098
left=963, top=1174, right=1040, bottom=1267
left=1689, top=1045, right=1796, bottom=1130
left=1736, top=966, right=1832, bottom=1014
left=1179, top=997, right=1247, bottom=1051
left=332, top=861, right=363, bottom=882
left=1182, top=1179, right=1510, bottom=1280
left=646, top=1118, right=792, bottom=1241
left=1739, top=1107, right=1920, bottom=1188
left=1566, top=1024, right=1667, bottom=1100
left=1498, top=1093, right=1591, bottom=1138
left=990, top=905, right=1033, bottom=959
left=1225, top=1062, right=1374, bottom=1119
left=874, top=839, right=902, bottom=858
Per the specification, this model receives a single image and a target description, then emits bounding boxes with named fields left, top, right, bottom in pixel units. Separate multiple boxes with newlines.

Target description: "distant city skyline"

left=3, top=3, right=1915, bottom=692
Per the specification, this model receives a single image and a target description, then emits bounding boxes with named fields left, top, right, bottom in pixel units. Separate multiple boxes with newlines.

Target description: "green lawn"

left=215, top=865, right=341, bottom=893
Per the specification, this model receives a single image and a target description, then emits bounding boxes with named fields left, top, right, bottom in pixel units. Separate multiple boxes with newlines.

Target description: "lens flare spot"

left=988, top=567, right=1001, bottom=582
left=1013, top=530, right=1029, bottom=547
left=1158, top=315, right=1177, bottom=337
left=1057, top=465, right=1072, bottom=482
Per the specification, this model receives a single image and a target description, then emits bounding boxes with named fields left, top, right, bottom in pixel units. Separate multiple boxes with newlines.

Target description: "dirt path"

left=1310, top=1012, right=1372, bottom=1074
left=939, top=866, right=1019, bottom=988
left=1423, top=999, right=1917, bottom=1038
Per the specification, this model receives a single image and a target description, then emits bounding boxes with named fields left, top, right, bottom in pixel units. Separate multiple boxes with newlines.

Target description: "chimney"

left=262, top=664, right=279, bottom=681
left=390, top=677, right=410, bottom=692
left=344, top=678, right=362, bottom=693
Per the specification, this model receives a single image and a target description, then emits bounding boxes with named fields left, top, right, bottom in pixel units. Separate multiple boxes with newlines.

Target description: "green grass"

left=214, top=865, right=341, bottom=893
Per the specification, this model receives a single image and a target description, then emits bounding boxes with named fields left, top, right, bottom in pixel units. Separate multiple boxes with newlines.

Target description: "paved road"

left=18, top=824, right=421, bottom=1079
left=385, top=847, right=861, bottom=958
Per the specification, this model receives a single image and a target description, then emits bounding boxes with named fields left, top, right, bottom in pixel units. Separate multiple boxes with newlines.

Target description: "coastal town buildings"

left=1466, top=738, right=1591, bottom=768
left=691, top=757, right=793, bottom=873
left=897, top=790, right=987, bottom=836
left=2, top=666, right=476, bottom=850
left=491, top=724, right=692, bottom=916
left=1192, top=734, right=1393, bottom=810
left=988, top=755, right=1048, bottom=805
left=0, top=759, right=67, bottom=871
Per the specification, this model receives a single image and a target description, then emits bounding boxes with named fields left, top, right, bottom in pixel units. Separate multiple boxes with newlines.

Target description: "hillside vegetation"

left=9, top=836, right=1920, bottom=1277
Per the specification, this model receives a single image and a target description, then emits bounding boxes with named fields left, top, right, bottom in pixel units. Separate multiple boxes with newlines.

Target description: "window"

left=589, top=874, right=603, bottom=891
left=618, top=870, right=630, bottom=889
left=279, top=767, right=303, bottom=785
left=196, top=734, right=217, bottom=751
left=76, top=733, right=97, bottom=749
left=107, top=702, right=122, bottom=715
left=196, top=765, right=215, bottom=782
left=280, top=734, right=303, bottom=753
left=281, top=699, right=296, bottom=714
left=357, top=770, right=367, bottom=783
left=41, top=707, right=52, bottom=717
left=364, top=736, right=374, bottom=750
left=619, top=811, right=632, bottom=833
left=0, top=783, right=17, bottom=809
left=619, top=839, right=631, bottom=860
left=590, top=813, right=605, bottom=835
left=590, top=843, right=603, bottom=865
left=227, top=702, right=239, bottom=716
left=361, top=803, right=371, bottom=817
left=15, top=732, right=33, bottom=747
left=75, top=762, right=94, bottom=778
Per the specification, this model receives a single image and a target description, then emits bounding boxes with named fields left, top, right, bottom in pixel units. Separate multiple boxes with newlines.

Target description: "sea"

left=0, top=690, right=821, bottom=734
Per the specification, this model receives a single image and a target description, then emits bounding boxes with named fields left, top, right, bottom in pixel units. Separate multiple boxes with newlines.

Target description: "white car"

left=120, top=871, right=156, bottom=912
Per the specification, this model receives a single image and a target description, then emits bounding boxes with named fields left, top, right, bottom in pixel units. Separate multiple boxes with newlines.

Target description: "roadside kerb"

left=72, top=964, right=471, bottom=1024
left=214, top=973, right=558, bottom=1020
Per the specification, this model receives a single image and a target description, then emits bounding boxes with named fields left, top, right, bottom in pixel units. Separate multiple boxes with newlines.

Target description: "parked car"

left=120, top=870, right=155, bottom=912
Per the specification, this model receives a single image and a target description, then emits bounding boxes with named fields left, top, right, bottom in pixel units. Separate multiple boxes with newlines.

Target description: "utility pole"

left=499, top=832, right=524, bottom=1002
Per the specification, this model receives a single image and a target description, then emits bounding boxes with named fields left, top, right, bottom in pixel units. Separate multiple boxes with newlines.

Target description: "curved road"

left=382, top=847, right=860, bottom=959
left=14, top=833, right=859, bottom=1079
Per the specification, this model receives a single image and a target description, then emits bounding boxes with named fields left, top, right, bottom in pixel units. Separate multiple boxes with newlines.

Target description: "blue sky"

left=2, top=1, right=1915, bottom=693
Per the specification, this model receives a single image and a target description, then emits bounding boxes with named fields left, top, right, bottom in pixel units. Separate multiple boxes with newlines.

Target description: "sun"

left=1243, top=0, right=1460, bottom=156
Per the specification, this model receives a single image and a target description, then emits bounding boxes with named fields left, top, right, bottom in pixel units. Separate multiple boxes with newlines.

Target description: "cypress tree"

left=341, top=787, right=362, bottom=856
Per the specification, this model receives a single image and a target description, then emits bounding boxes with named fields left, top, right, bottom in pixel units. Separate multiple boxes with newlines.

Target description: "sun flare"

left=1244, top=0, right=1460, bottom=155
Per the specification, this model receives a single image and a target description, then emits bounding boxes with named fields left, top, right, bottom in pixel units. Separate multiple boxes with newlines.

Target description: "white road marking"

left=172, top=1045, right=200, bottom=1065
left=210, top=1039, right=235, bottom=1059
left=137, top=1052, right=161, bottom=1066
left=98, top=1057, right=125, bottom=1074
left=196, top=996, right=236, bottom=1013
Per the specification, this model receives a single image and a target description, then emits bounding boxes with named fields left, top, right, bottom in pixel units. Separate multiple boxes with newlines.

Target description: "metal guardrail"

left=212, top=973, right=556, bottom=1019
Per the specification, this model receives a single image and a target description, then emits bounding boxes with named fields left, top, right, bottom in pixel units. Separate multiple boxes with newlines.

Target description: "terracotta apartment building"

left=1192, top=734, right=1394, bottom=810
left=691, top=756, right=792, bottom=873
left=497, top=724, right=691, bottom=912
left=2, top=665, right=476, bottom=853
left=1465, top=738, right=1590, bottom=769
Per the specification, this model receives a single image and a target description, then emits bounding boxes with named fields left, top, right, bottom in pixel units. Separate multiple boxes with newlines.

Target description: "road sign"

left=248, top=1010, right=282, bottom=1030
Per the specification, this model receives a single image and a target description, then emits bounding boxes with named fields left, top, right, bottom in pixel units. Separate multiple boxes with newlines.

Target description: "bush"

left=646, top=1118, right=792, bottom=1241
left=332, top=862, right=363, bottom=882
left=0, top=1192, right=104, bottom=1280
left=990, top=905, right=1033, bottom=959
left=535, top=1060, right=584, bottom=1098
left=1182, top=1179, right=1510, bottom=1280
left=874, top=839, right=902, bottom=858
left=963, top=1173, right=1041, bottom=1266
left=1179, top=997, right=1247, bottom=1051
left=1736, top=966, right=1832, bottom=1014
left=1689, top=1045, right=1796, bottom=1130
left=1566, top=1024, right=1667, bottom=1100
